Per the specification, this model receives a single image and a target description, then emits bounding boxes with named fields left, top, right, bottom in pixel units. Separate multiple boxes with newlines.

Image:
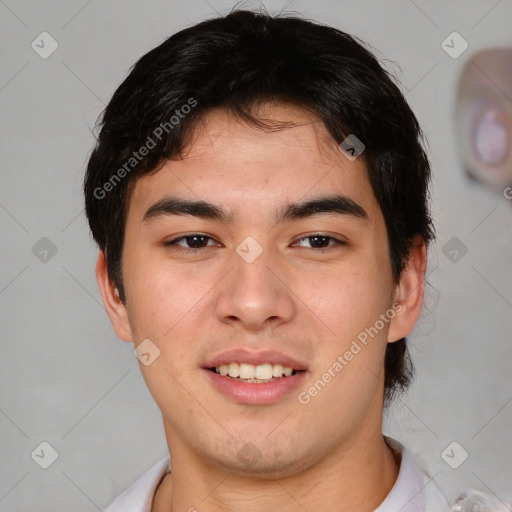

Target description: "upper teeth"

left=215, top=363, right=294, bottom=379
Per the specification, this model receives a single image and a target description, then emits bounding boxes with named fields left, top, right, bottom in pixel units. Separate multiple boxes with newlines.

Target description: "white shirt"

left=104, top=436, right=452, bottom=512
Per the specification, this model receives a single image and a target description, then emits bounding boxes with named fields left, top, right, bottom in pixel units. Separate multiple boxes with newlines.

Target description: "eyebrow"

left=142, top=194, right=369, bottom=224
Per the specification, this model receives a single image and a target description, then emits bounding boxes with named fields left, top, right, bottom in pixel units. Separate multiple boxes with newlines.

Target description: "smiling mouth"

left=204, top=361, right=307, bottom=404
left=207, top=362, right=302, bottom=383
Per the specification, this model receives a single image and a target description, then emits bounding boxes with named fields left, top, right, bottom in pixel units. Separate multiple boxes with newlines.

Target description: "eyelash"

left=163, top=233, right=346, bottom=254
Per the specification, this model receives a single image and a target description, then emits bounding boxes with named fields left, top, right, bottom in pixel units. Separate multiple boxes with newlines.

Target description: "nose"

left=214, top=240, right=296, bottom=331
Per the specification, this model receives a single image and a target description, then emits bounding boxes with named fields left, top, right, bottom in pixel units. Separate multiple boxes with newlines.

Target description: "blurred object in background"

left=451, top=488, right=512, bottom=511
left=455, top=48, right=512, bottom=192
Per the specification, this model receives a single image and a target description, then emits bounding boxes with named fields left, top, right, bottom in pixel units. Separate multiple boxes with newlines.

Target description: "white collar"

left=376, top=436, right=450, bottom=511
left=105, top=436, right=451, bottom=512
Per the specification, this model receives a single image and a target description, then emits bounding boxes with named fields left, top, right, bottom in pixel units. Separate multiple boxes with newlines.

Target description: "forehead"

left=128, top=103, right=380, bottom=223
left=181, top=103, right=354, bottom=168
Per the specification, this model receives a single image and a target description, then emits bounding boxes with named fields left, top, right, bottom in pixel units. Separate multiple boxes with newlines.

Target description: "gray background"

left=1, top=0, right=511, bottom=510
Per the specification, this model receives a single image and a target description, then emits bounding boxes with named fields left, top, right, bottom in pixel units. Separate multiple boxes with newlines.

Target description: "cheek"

left=295, top=259, right=392, bottom=342
left=124, top=259, right=208, bottom=404
left=123, top=249, right=214, bottom=341
left=299, top=262, right=392, bottom=408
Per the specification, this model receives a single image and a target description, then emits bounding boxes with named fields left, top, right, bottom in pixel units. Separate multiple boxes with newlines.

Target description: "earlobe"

left=95, top=251, right=133, bottom=342
left=387, top=236, right=427, bottom=343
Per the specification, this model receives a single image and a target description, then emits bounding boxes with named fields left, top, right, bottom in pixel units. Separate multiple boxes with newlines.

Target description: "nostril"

left=474, top=109, right=509, bottom=166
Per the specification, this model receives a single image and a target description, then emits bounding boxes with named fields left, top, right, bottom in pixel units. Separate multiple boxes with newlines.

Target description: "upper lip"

left=203, top=348, right=307, bottom=371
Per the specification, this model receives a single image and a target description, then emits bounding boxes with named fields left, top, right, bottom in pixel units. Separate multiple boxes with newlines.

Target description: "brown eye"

left=306, top=235, right=333, bottom=249
left=179, top=235, right=211, bottom=249
left=164, top=234, right=220, bottom=254
left=293, top=234, right=346, bottom=252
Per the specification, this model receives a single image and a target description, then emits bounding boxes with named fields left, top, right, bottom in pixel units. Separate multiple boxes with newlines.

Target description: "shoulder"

left=378, top=436, right=451, bottom=512
left=421, top=472, right=452, bottom=512
left=386, top=438, right=512, bottom=512
left=104, top=456, right=171, bottom=512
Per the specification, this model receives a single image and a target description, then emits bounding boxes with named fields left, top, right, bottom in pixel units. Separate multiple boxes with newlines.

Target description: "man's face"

left=108, top=104, right=402, bottom=476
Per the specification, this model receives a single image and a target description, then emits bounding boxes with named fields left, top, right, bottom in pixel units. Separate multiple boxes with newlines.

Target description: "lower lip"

left=203, top=369, right=307, bottom=405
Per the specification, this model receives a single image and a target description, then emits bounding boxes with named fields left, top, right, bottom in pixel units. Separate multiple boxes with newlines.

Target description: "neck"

left=152, top=428, right=400, bottom=512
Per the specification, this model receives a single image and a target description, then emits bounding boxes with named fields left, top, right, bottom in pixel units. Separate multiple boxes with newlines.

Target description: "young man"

left=84, top=8, right=456, bottom=511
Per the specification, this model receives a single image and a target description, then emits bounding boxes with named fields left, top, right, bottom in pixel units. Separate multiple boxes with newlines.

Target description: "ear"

left=95, top=250, right=133, bottom=342
left=387, top=236, right=427, bottom=343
